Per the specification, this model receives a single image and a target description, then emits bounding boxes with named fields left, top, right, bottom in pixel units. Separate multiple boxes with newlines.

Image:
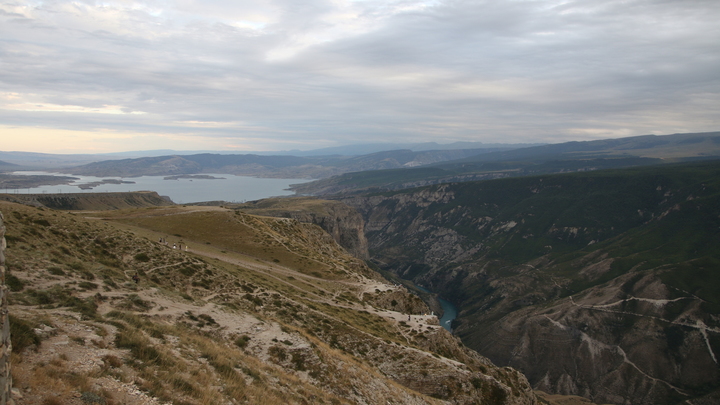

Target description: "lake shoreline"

left=3, top=171, right=312, bottom=204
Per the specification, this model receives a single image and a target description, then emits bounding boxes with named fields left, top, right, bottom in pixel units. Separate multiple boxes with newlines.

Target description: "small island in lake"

left=77, top=179, right=136, bottom=190
left=163, top=175, right=226, bottom=180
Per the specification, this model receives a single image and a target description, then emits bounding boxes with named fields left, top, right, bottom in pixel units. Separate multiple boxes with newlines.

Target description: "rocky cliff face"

left=342, top=185, right=469, bottom=273
left=0, top=211, right=13, bottom=405
left=233, top=197, right=370, bottom=259
left=341, top=161, right=720, bottom=405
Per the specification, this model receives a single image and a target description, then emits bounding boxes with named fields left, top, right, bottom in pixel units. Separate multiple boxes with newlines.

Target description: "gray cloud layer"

left=1, top=0, right=719, bottom=151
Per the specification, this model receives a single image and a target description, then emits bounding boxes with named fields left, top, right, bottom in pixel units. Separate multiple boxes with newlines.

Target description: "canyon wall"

left=340, top=162, right=720, bottom=405
left=234, top=197, right=370, bottom=259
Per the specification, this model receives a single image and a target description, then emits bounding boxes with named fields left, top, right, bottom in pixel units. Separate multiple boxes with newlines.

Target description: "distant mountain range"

left=273, top=141, right=545, bottom=156
left=32, top=147, right=518, bottom=179
left=292, top=131, right=720, bottom=195
left=2, top=132, right=719, bottom=194
left=0, top=141, right=540, bottom=170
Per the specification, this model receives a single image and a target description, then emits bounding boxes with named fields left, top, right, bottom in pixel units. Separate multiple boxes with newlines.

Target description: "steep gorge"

left=340, top=160, right=720, bottom=405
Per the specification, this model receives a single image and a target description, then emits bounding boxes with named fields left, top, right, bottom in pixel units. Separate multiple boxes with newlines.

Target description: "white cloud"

left=0, top=0, right=718, bottom=152
left=4, top=101, right=145, bottom=115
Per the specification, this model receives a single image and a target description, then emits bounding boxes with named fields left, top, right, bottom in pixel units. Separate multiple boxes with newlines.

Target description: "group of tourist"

left=158, top=237, right=188, bottom=251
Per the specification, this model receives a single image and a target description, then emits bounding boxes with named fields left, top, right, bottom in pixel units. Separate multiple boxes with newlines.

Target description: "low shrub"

left=134, top=253, right=150, bottom=262
left=5, top=274, right=25, bottom=291
left=115, top=328, right=168, bottom=366
left=48, top=266, right=66, bottom=276
left=235, top=335, right=251, bottom=349
left=10, top=315, right=42, bottom=353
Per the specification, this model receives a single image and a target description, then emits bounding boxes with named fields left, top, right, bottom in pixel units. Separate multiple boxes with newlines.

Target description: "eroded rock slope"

left=342, top=160, right=720, bottom=405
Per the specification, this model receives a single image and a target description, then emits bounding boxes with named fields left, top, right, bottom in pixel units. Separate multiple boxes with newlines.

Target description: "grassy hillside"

left=1, top=201, right=538, bottom=405
left=0, top=191, right=173, bottom=211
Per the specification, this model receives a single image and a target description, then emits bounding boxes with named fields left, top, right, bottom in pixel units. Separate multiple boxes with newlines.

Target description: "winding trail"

left=556, top=293, right=720, bottom=396
left=569, top=295, right=720, bottom=334
left=93, top=205, right=445, bottom=349
left=544, top=314, right=690, bottom=397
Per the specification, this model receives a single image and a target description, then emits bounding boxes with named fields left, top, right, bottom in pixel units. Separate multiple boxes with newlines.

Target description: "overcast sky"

left=1, top=0, right=719, bottom=153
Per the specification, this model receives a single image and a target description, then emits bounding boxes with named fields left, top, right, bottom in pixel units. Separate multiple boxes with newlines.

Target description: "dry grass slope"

left=1, top=201, right=537, bottom=405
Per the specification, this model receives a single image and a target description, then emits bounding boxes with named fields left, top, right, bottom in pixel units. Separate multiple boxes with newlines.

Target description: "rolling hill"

left=292, top=131, right=720, bottom=195
left=57, top=148, right=509, bottom=180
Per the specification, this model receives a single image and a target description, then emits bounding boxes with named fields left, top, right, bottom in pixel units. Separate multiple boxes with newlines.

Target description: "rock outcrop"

left=0, top=211, right=12, bottom=405
left=233, top=197, right=370, bottom=259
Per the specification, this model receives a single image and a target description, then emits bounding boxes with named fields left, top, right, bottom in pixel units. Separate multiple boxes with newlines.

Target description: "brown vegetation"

left=2, top=201, right=537, bottom=405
